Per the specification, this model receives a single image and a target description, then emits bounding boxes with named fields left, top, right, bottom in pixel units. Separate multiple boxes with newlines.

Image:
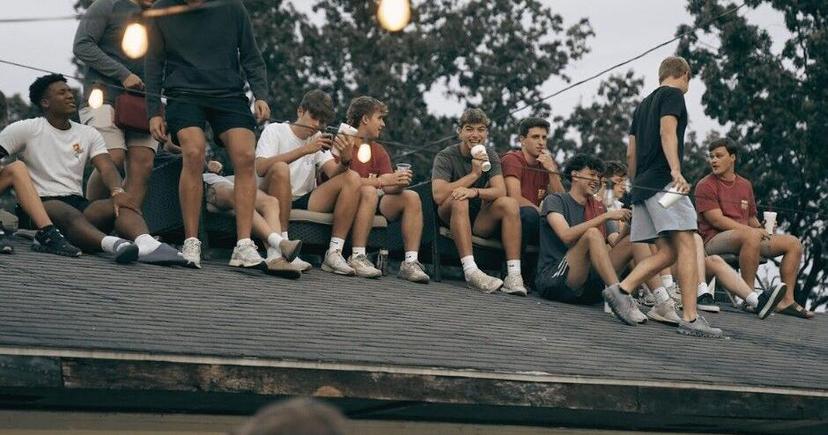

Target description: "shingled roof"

left=0, top=236, right=826, bottom=433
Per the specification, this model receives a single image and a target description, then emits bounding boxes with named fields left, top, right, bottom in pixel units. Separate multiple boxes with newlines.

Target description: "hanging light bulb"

left=122, top=22, right=148, bottom=59
left=357, top=143, right=373, bottom=163
left=377, top=0, right=411, bottom=32
left=88, top=86, right=104, bottom=109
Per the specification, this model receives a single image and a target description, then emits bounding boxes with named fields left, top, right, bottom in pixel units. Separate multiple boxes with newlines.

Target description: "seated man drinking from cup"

left=347, top=96, right=429, bottom=283
left=695, top=138, right=812, bottom=319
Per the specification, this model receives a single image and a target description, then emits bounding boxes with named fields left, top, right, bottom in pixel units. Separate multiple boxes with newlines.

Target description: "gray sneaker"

left=501, top=274, right=527, bottom=296
left=279, top=239, right=302, bottom=263
left=465, top=269, right=502, bottom=293
left=667, top=284, right=683, bottom=309
left=139, top=243, right=190, bottom=267
left=347, top=254, right=382, bottom=278
left=321, top=249, right=355, bottom=276
left=181, top=237, right=202, bottom=269
left=291, top=257, right=313, bottom=273
left=647, top=299, right=681, bottom=325
left=677, top=315, right=723, bottom=338
left=265, top=256, right=302, bottom=280
left=602, top=284, right=640, bottom=326
left=638, top=288, right=656, bottom=307
left=398, top=260, right=430, bottom=283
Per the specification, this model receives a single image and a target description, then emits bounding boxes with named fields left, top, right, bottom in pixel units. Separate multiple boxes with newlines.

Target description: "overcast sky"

left=0, top=0, right=788, bottom=138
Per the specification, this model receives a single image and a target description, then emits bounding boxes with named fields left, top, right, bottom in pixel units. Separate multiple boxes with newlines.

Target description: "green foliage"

left=677, top=0, right=827, bottom=307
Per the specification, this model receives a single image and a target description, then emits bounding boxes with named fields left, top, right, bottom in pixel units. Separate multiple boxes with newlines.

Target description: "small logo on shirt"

left=741, top=200, right=748, bottom=211
left=72, top=143, right=83, bottom=158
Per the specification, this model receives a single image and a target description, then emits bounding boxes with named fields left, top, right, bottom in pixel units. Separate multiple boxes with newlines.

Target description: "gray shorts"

left=631, top=184, right=698, bottom=243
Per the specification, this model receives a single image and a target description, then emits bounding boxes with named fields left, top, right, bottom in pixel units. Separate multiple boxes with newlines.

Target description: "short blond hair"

left=658, top=56, right=691, bottom=83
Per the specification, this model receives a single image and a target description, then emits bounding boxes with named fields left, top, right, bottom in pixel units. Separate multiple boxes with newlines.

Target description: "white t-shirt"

left=255, top=122, right=333, bottom=199
left=0, top=118, right=108, bottom=197
left=202, top=172, right=234, bottom=186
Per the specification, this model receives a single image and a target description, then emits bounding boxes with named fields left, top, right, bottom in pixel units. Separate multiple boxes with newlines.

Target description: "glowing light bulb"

left=122, top=23, right=148, bottom=59
left=377, top=0, right=411, bottom=32
left=88, top=88, right=104, bottom=109
left=357, top=143, right=372, bottom=163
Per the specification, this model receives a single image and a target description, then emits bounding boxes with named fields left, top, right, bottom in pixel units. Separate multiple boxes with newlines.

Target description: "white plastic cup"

left=763, top=211, right=777, bottom=234
left=330, top=123, right=357, bottom=157
left=395, top=163, right=411, bottom=172
left=658, top=185, right=684, bottom=208
left=470, top=144, right=491, bottom=172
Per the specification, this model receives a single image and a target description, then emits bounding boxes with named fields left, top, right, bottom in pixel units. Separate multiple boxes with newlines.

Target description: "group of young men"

left=0, top=0, right=814, bottom=339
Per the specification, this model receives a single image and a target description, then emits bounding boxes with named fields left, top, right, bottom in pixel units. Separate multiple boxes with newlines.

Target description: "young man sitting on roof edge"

left=431, top=108, right=527, bottom=295
left=256, top=89, right=367, bottom=277
left=0, top=74, right=189, bottom=266
left=346, top=96, right=430, bottom=283
left=695, top=137, right=812, bottom=319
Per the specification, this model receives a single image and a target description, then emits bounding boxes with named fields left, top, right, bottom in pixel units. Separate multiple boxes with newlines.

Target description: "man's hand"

left=470, top=156, right=485, bottom=176
left=604, top=208, right=631, bottom=222
left=303, top=134, right=332, bottom=155
left=450, top=186, right=478, bottom=201
left=382, top=170, right=412, bottom=187
left=207, top=160, right=223, bottom=175
left=254, top=100, right=271, bottom=124
left=149, top=116, right=168, bottom=143
left=537, top=151, right=558, bottom=173
left=122, top=73, right=144, bottom=90
left=333, top=134, right=354, bottom=163
left=752, top=227, right=771, bottom=241
left=671, top=170, right=691, bottom=194
left=111, top=189, right=141, bottom=218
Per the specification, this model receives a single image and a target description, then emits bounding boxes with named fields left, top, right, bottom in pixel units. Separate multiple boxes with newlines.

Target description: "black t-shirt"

left=538, top=192, right=608, bottom=272
left=628, top=86, right=688, bottom=203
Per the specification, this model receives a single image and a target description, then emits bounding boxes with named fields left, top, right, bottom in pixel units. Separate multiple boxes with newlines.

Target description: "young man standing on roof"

left=695, top=138, right=812, bottom=319
left=347, top=96, right=430, bottom=283
left=73, top=0, right=157, bottom=206
left=0, top=74, right=188, bottom=266
left=604, top=56, right=722, bottom=338
left=146, top=0, right=270, bottom=269
left=431, top=108, right=526, bottom=295
left=256, top=89, right=364, bottom=277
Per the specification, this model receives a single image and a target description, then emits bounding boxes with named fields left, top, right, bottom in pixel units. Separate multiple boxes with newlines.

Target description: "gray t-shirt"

left=538, top=192, right=608, bottom=271
left=431, top=143, right=502, bottom=188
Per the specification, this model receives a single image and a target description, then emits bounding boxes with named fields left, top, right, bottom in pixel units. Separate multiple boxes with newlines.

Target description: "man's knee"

left=584, top=227, right=603, bottom=243
left=402, top=190, right=422, bottom=211
left=259, top=193, right=279, bottom=209
left=738, top=227, right=762, bottom=247
left=359, top=185, right=379, bottom=205
left=495, top=196, right=519, bottom=215
left=180, top=146, right=205, bottom=169
left=4, top=160, right=28, bottom=177
left=343, top=170, right=361, bottom=187
left=783, top=235, right=802, bottom=255
left=450, top=199, right=469, bottom=216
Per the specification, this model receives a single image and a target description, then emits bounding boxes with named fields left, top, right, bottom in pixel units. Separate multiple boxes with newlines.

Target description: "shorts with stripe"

left=534, top=257, right=605, bottom=305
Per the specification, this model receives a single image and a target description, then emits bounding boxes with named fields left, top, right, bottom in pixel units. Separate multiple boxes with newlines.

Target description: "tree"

left=677, top=0, right=828, bottom=308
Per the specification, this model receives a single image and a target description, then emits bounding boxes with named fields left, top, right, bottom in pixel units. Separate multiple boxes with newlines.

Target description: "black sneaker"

left=0, top=227, right=13, bottom=254
left=697, top=293, right=720, bottom=313
left=32, top=226, right=81, bottom=257
left=756, top=283, right=786, bottom=320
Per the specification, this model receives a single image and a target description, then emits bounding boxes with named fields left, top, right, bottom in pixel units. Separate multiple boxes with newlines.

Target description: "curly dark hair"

left=563, top=154, right=606, bottom=182
left=29, top=74, right=67, bottom=111
left=707, top=137, right=739, bottom=156
left=603, top=160, right=627, bottom=178
left=518, top=117, right=550, bottom=138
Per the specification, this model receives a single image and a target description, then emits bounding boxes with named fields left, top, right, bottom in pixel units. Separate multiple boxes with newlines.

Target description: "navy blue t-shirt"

left=628, top=86, right=688, bottom=203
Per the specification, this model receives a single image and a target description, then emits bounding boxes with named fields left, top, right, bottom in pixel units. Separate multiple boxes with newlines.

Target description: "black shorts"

left=166, top=94, right=256, bottom=146
left=535, top=257, right=605, bottom=305
left=16, top=195, right=90, bottom=229
left=292, top=192, right=312, bottom=210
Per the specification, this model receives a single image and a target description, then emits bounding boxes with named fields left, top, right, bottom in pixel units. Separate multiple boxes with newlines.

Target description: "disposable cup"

left=658, top=185, right=683, bottom=208
left=396, top=163, right=411, bottom=172
left=763, top=211, right=777, bottom=234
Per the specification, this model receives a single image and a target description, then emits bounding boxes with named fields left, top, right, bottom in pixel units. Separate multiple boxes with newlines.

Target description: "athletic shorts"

left=166, top=95, right=256, bottom=146
left=16, top=195, right=90, bottom=229
left=535, top=257, right=605, bottom=305
left=292, top=191, right=312, bottom=210
left=79, top=105, right=158, bottom=152
left=630, top=183, right=697, bottom=243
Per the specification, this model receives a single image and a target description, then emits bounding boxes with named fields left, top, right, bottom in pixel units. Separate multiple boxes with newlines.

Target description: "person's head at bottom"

left=233, top=398, right=347, bottom=435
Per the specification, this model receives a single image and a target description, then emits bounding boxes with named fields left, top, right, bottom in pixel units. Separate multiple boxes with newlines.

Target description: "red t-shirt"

left=349, top=143, right=393, bottom=178
left=695, top=173, right=757, bottom=243
left=501, top=150, right=549, bottom=206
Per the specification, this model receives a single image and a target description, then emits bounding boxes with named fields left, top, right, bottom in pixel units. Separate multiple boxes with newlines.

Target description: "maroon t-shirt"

left=695, top=173, right=757, bottom=243
left=349, top=143, right=393, bottom=179
left=501, top=150, right=549, bottom=207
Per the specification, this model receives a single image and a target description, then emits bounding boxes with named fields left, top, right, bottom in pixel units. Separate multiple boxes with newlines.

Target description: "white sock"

left=697, top=282, right=710, bottom=297
left=101, top=236, right=130, bottom=254
left=661, top=274, right=675, bottom=289
left=352, top=246, right=367, bottom=257
left=134, top=234, right=161, bottom=255
left=266, top=233, right=283, bottom=259
left=506, top=259, right=521, bottom=276
left=328, top=237, right=344, bottom=252
left=745, top=292, right=759, bottom=308
left=461, top=255, right=478, bottom=275
left=404, top=251, right=418, bottom=263
left=281, top=231, right=289, bottom=240
left=653, top=286, right=670, bottom=304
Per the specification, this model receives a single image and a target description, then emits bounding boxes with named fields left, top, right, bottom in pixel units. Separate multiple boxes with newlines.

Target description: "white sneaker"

left=321, top=249, right=355, bottom=276
left=501, top=274, right=527, bottom=296
left=465, top=269, right=503, bottom=293
left=347, top=254, right=382, bottom=278
left=229, top=239, right=264, bottom=268
left=291, top=257, right=313, bottom=273
left=181, top=237, right=202, bottom=269
left=647, top=299, right=682, bottom=325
